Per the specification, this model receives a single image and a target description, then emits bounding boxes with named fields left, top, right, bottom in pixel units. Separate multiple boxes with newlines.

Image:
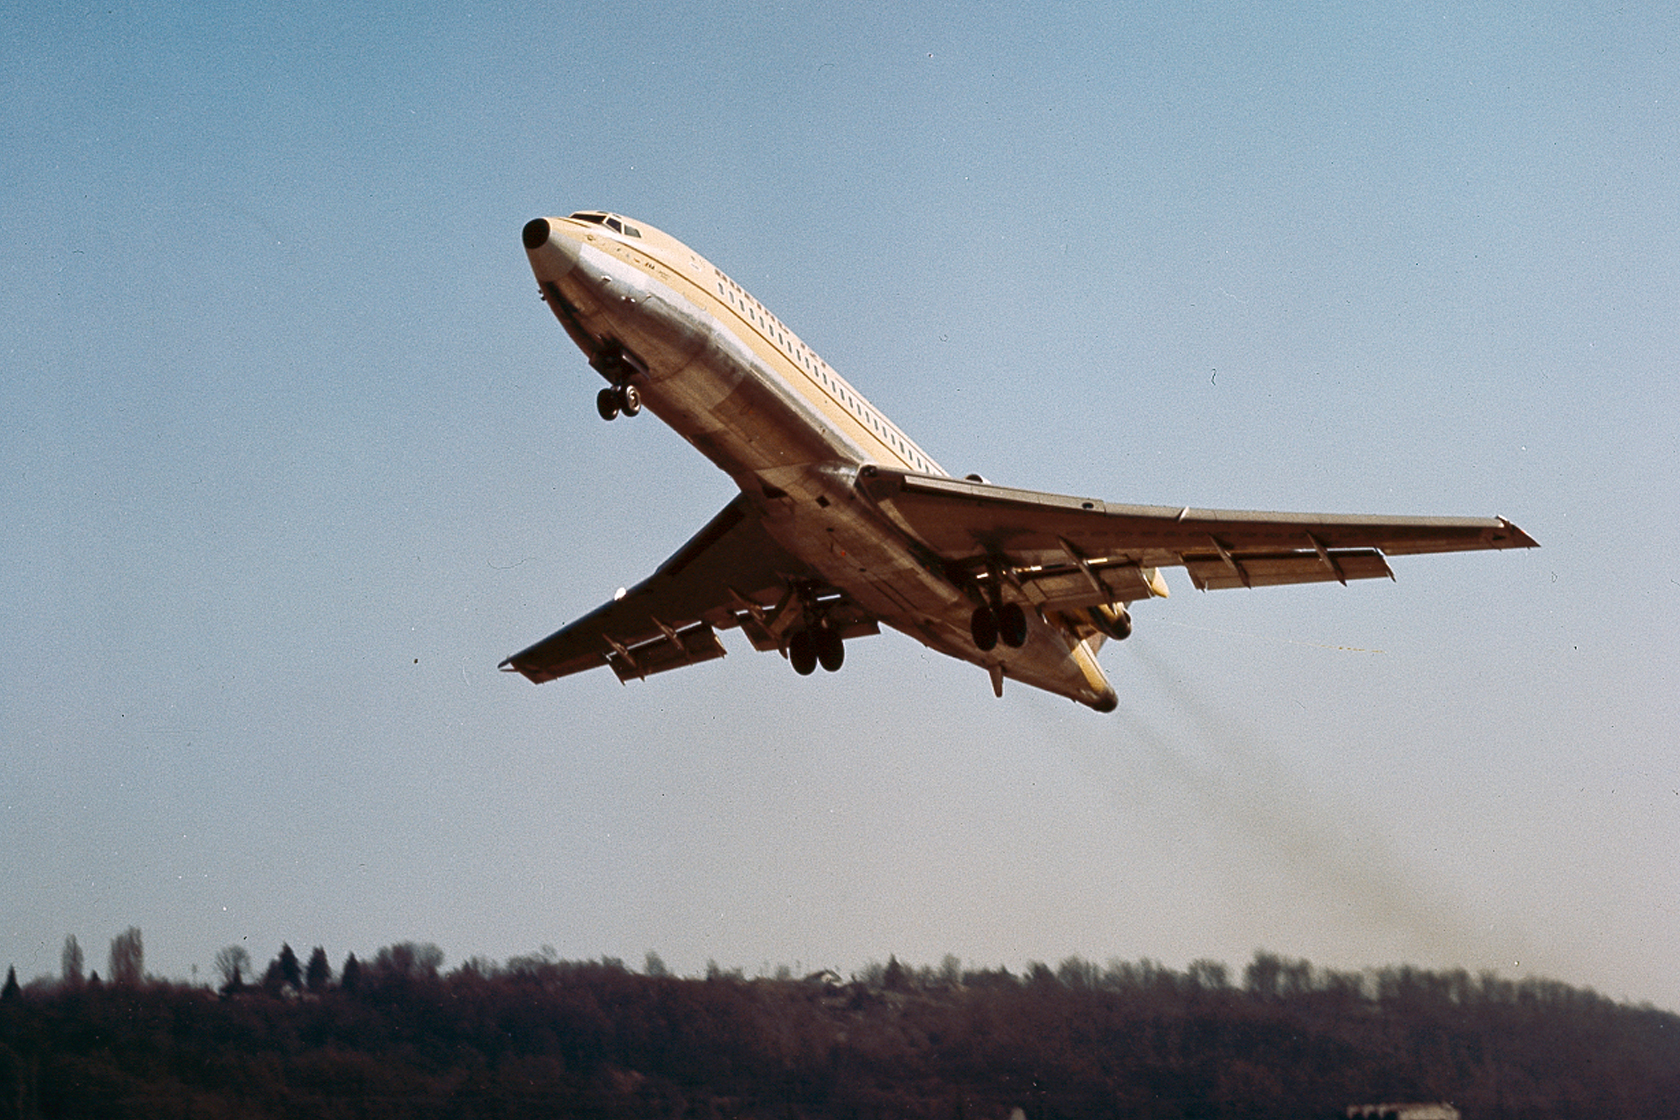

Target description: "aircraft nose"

left=522, top=216, right=580, bottom=279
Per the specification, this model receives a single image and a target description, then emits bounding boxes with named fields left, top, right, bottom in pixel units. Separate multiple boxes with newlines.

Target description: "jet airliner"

left=501, top=211, right=1536, bottom=711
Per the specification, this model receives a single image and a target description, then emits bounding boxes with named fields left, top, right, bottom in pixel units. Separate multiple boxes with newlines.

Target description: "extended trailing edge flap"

left=500, top=494, right=816, bottom=684
left=856, top=467, right=1536, bottom=594
left=1182, top=548, right=1393, bottom=591
left=602, top=621, right=727, bottom=683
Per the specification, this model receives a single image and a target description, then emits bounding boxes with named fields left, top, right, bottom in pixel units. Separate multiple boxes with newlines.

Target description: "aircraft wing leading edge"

left=500, top=494, right=823, bottom=684
left=857, top=467, right=1537, bottom=605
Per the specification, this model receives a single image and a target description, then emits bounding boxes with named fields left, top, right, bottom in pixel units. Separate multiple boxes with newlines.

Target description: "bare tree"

left=375, top=941, right=444, bottom=979
left=1188, top=959, right=1230, bottom=992
left=108, top=927, right=143, bottom=986
left=213, top=945, right=251, bottom=991
left=61, top=935, right=84, bottom=986
left=1244, top=950, right=1282, bottom=1002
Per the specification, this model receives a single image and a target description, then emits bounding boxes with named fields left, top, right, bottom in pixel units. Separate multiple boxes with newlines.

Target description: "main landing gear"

left=595, top=383, right=641, bottom=421
left=971, top=601, right=1028, bottom=652
left=787, top=626, right=844, bottom=676
left=784, top=584, right=847, bottom=677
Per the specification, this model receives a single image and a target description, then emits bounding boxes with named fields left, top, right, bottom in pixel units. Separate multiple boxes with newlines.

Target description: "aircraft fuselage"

left=520, top=213, right=1120, bottom=708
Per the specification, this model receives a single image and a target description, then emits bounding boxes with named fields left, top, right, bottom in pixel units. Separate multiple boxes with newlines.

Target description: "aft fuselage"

left=521, top=212, right=1118, bottom=710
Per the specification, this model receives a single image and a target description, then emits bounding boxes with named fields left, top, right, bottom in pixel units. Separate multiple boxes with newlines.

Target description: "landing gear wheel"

left=998, top=602, right=1029, bottom=648
left=788, top=629, right=818, bottom=676
left=970, top=604, right=999, bottom=652
left=596, top=387, right=621, bottom=421
left=618, top=384, right=642, bottom=417
left=816, top=627, right=845, bottom=672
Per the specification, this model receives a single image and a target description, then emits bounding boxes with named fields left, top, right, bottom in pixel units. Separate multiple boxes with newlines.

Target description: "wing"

left=501, top=494, right=826, bottom=684
left=857, top=468, right=1537, bottom=611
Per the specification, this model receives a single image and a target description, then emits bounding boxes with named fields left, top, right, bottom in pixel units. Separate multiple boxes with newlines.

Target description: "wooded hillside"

left=2, top=950, right=1674, bottom=1119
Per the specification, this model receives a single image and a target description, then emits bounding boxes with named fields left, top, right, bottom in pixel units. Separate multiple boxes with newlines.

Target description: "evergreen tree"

left=305, top=946, right=331, bottom=993
left=277, top=943, right=302, bottom=991
left=340, top=953, right=361, bottom=993
left=260, top=957, right=286, bottom=996
left=1, top=966, right=18, bottom=1002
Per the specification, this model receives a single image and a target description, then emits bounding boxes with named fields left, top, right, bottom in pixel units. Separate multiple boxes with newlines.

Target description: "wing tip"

left=499, top=657, right=543, bottom=683
left=1497, top=518, right=1540, bottom=549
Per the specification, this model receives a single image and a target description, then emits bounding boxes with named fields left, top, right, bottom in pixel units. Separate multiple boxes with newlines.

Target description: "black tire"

left=619, top=384, right=642, bottom=417
left=1111, top=609, right=1132, bottom=640
left=789, top=630, right=818, bottom=676
left=596, top=386, right=621, bottom=421
left=816, top=627, right=845, bottom=672
left=998, top=602, right=1029, bottom=648
left=970, top=604, right=999, bottom=652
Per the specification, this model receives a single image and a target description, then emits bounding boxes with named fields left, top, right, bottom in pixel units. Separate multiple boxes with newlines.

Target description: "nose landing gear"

left=590, top=341, right=644, bottom=421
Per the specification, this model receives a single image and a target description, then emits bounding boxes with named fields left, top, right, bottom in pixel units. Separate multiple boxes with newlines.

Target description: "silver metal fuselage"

left=523, top=215, right=1118, bottom=708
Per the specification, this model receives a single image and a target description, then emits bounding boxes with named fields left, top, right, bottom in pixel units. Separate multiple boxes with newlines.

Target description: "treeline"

left=2, top=948, right=1677, bottom=1120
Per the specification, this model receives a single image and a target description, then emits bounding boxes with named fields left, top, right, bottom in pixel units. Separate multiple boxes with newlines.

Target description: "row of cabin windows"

left=713, top=269, right=932, bottom=473
left=555, top=216, right=931, bottom=467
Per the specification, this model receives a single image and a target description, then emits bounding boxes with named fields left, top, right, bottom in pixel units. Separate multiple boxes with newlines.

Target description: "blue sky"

left=4, top=1, right=1677, bottom=1007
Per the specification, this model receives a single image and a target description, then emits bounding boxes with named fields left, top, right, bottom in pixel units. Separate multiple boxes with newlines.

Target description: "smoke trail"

left=1094, top=639, right=1528, bottom=970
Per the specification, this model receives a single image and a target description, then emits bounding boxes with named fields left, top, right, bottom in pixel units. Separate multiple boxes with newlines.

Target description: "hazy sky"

left=5, top=2, right=1676, bottom=1008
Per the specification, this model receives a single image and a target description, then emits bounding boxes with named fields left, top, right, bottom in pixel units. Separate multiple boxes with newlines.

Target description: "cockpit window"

left=567, top=211, right=642, bottom=237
